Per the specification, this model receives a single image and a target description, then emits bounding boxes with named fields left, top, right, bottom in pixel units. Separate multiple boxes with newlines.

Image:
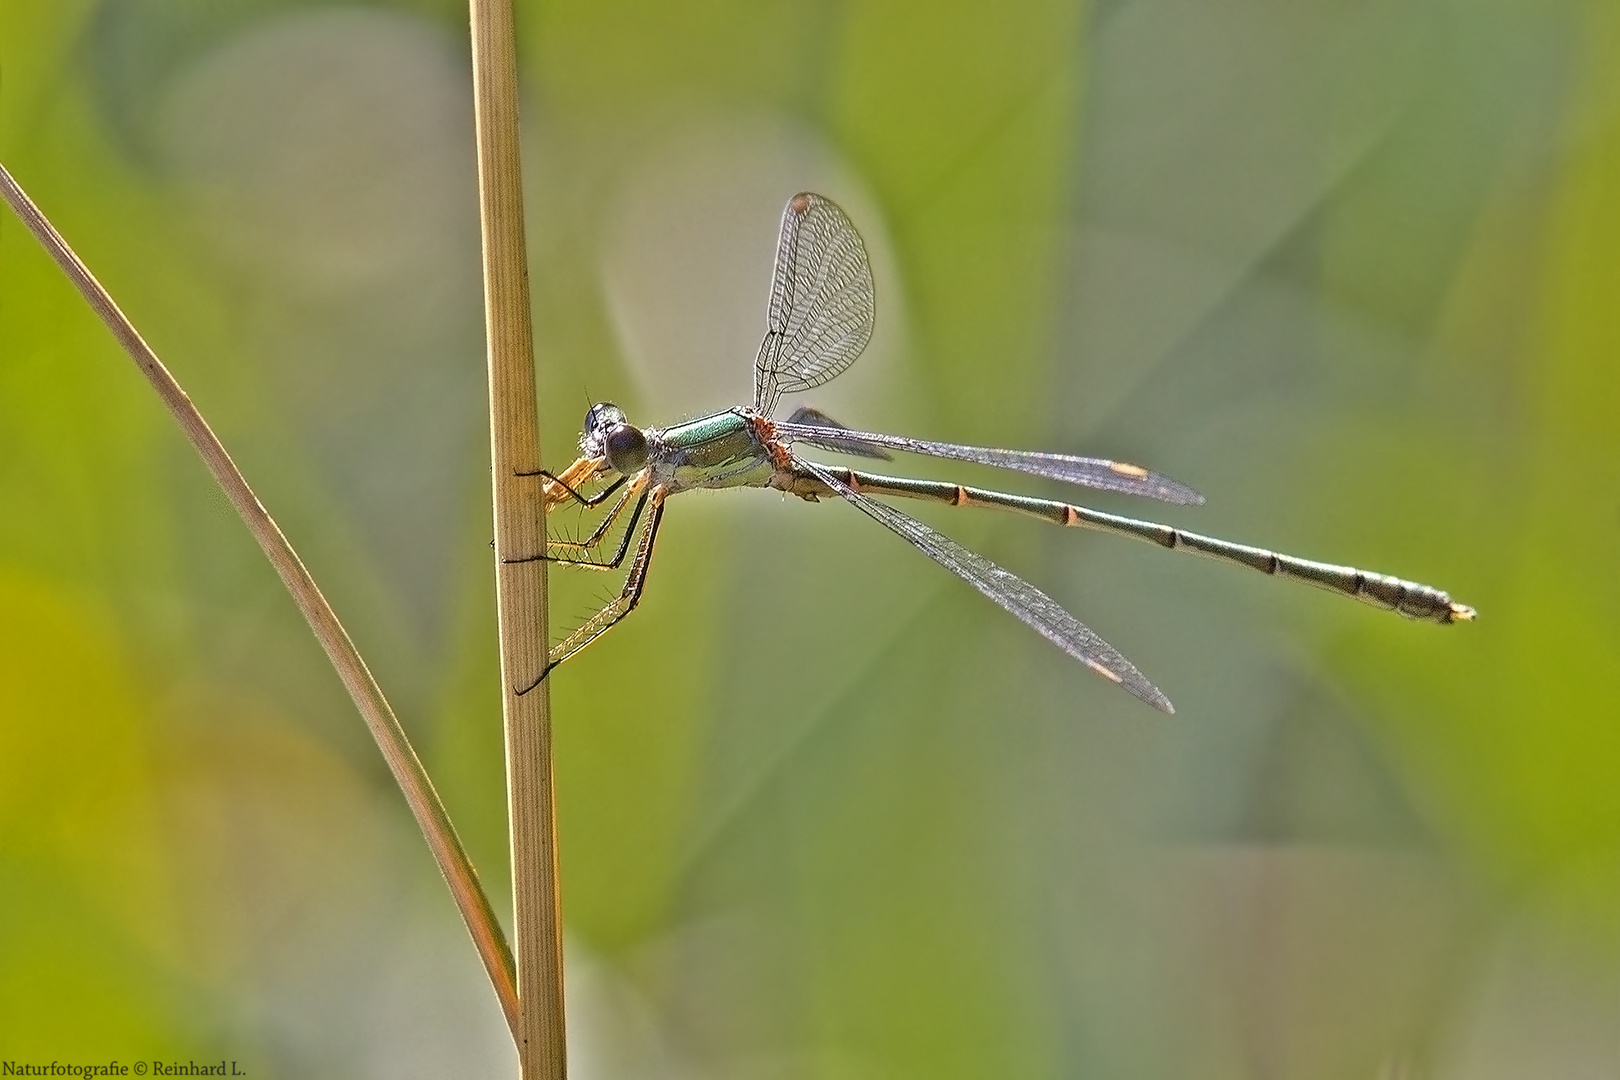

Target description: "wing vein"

left=794, top=455, right=1173, bottom=712
left=777, top=421, right=1205, bottom=505
left=753, top=194, right=876, bottom=416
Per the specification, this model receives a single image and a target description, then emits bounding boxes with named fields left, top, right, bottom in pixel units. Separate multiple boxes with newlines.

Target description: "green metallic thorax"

left=647, top=408, right=777, bottom=493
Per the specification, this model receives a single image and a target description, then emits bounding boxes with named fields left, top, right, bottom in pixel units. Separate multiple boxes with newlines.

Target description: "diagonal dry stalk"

left=0, top=162, right=521, bottom=1039
left=465, top=0, right=569, bottom=1076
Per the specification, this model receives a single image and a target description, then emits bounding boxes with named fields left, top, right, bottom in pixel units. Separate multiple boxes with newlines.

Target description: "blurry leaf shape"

left=686, top=606, right=1061, bottom=1077
left=832, top=0, right=1084, bottom=432
left=153, top=696, right=513, bottom=1073
left=156, top=8, right=486, bottom=665
left=1463, top=71, right=1620, bottom=880
left=562, top=937, right=686, bottom=1079
left=1306, top=7, right=1620, bottom=922
left=157, top=10, right=477, bottom=296
left=1059, top=0, right=1437, bottom=431
left=1202, top=683, right=1437, bottom=846
left=0, top=1, right=96, bottom=143
left=1437, top=907, right=1620, bottom=1078
left=680, top=567, right=943, bottom=877
left=1089, top=846, right=1462, bottom=1076
left=155, top=698, right=397, bottom=970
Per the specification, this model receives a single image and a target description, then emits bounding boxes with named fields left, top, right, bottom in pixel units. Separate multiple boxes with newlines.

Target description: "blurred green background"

left=3, top=0, right=1617, bottom=1076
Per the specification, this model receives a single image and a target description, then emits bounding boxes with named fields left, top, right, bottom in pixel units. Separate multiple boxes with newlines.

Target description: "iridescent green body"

left=645, top=409, right=778, bottom=494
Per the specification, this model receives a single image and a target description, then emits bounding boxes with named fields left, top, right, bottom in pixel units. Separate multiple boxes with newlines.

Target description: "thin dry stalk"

left=0, top=162, right=520, bottom=1038
left=465, top=1, right=568, bottom=1077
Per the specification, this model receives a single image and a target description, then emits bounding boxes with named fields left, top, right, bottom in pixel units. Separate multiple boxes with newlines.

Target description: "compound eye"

left=604, top=424, right=649, bottom=473
left=584, top=402, right=623, bottom=435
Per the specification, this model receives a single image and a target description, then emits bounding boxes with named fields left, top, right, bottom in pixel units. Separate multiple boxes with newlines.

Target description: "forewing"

left=753, top=193, right=876, bottom=416
left=776, top=421, right=1204, bottom=505
left=796, top=457, right=1174, bottom=712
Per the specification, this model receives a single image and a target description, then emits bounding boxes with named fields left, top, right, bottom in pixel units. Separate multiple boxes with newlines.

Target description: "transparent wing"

left=776, top=420, right=1205, bottom=506
left=782, top=406, right=892, bottom=460
left=795, top=456, right=1174, bottom=712
left=753, top=193, right=876, bottom=417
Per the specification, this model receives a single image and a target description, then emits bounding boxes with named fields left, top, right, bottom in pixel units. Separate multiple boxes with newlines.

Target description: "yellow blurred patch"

left=0, top=570, right=169, bottom=903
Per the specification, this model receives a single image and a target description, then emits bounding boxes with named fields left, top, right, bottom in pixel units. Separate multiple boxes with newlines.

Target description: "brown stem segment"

left=0, top=163, right=520, bottom=1035
left=464, top=1, right=568, bottom=1076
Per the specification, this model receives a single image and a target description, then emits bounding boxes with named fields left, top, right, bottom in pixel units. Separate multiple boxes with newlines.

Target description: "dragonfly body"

left=643, top=408, right=779, bottom=494
left=765, top=464, right=1466, bottom=624
left=517, top=192, right=1474, bottom=711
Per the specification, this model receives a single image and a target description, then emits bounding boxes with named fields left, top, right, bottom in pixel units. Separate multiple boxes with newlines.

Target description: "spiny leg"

left=505, top=472, right=648, bottom=568
left=517, top=476, right=648, bottom=568
left=519, top=466, right=626, bottom=510
left=545, top=487, right=649, bottom=570
left=516, top=485, right=668, bottom=694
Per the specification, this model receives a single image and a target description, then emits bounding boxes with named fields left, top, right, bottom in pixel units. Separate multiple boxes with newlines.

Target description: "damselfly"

left=516, top=193, right=1474, bottom=712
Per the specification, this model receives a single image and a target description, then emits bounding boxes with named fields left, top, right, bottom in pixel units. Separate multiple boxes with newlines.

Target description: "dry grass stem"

left=465, top=1, right=568, bottom=1076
